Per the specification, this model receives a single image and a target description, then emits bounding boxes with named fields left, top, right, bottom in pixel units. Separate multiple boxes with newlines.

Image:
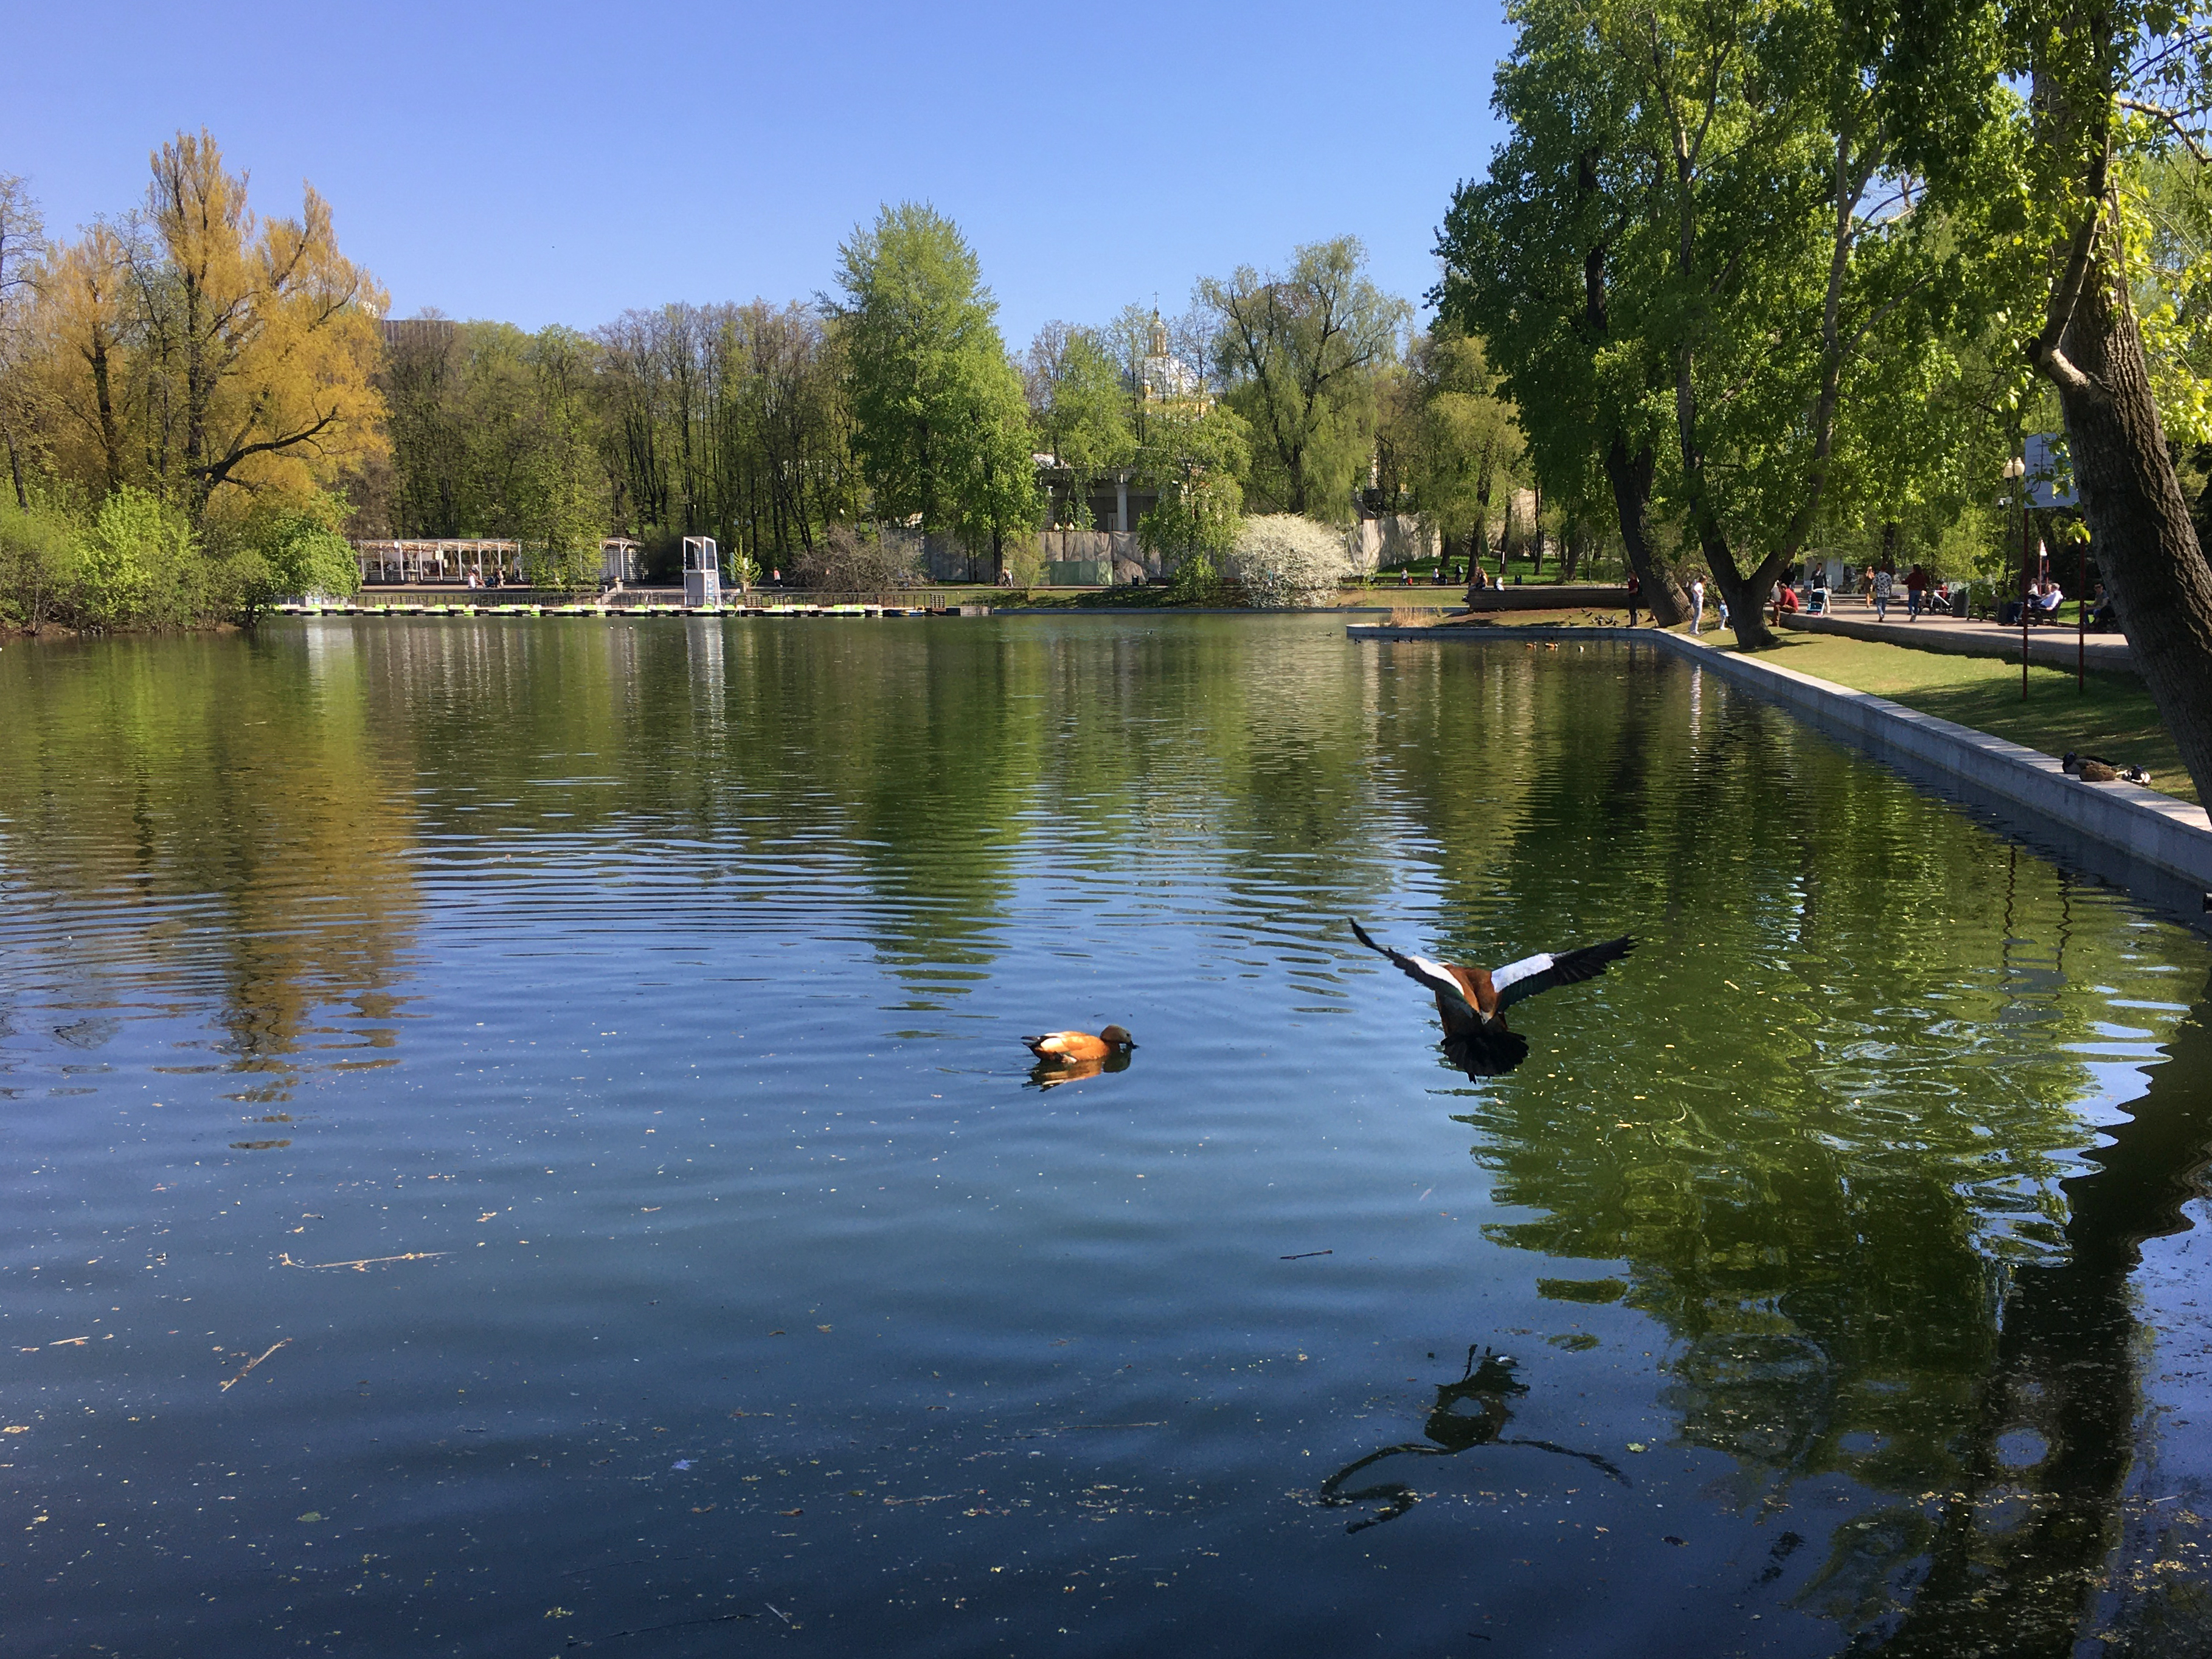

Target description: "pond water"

left=4, top=615, right=2212, bottom=1658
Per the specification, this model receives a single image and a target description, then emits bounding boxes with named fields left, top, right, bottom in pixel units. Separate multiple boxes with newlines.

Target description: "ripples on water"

left=2, top=616, right=2210, bottom=1657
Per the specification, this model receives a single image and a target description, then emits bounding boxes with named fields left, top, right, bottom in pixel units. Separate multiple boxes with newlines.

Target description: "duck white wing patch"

left=1406, top=954, right=1472, bottom=1006
left=1490, top=952, right=1556, bottom=994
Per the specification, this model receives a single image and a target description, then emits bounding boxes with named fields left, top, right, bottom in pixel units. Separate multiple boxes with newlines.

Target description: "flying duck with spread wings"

left=1348, top=919, right=1635, bottom=1076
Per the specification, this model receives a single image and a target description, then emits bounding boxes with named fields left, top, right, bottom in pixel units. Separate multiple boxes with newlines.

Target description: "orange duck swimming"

left=1022, top=1025, right=1135, bottom=1063
left=1350, top=920, right=1633, bottom=1076
left=1021, top=1026, right=1136, bottom=1090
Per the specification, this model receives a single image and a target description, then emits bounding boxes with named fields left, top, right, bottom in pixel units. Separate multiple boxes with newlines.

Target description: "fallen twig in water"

left=1280, top=1249, right=1333, bottom=1260
left=220, top=1339, right=290, bottom=1392
left=280, top=1251, right=448, bottom=1272
left=565, top=1610, right=755, bottom=1646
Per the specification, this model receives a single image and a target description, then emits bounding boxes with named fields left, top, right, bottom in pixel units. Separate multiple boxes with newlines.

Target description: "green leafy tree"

left=1024, top=323, right=1135, bottom=527
left=836, top=203, right=1040, bottom=580
left=74, top=485, right=198, bottom=629
left=1135, top=398, right=1249, bottom=577
left=1848, top=0, right=2212, bottom=797
left=1443, top=0, right=1992, bottom=641
left=222, top=491, right=361, bottom=622
left=1436, top=2, right=1688, bottom=620
left=516, top=325, right=609, bottom=590
left=1378, top=328, right=1528, bottom=575
left=1201, top=238, right=1410, bottom=519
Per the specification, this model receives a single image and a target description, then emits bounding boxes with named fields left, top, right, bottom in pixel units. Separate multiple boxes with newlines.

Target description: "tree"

left=1378, top=327, right=1528, bottom=573
left=1135, top=398, right=1249, bottom=575
left=1201, top=237, right=1410, bottom=518
left=1227, top=513, right=1353, bottom=606
left=0, top=175, right=44, bottom=510
left=1447, top=0, right=1978, bottom=645
left=223, top=491, right=362, bottom=622
left=129, top=131, right=387, bottom=526
left=516, top=326, right=609, bottom=590
left=1851, top=0, right=2212, bottom=800
left=835, top=203, right=1040, bottom=581
left=1437, top=1, right=1689, bottom=623
left=1024, top=322, right=1135, bottom=526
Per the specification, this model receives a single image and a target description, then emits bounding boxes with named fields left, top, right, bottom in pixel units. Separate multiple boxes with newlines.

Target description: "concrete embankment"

left=1347, top=622, right=2212, bottom=910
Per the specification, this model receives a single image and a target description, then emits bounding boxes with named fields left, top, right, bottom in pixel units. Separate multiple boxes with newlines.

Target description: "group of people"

left=1999, top=577, right=2070, bottom=626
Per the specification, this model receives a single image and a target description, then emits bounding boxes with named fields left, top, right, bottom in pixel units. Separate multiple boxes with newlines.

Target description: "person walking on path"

left=1873, top=565, right=1895, bottom=620
left=1626, top=572, right=1641, bottom=628
left=1688, top=575, right=1707, bottom=634
left=1905, top=563, right=1927, bottom=620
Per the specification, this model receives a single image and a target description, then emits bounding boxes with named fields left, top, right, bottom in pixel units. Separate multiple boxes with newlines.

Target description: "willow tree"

left=835, top=203, right=1039, bottom=581
left=132, top=131, right=386, bottom=525
left=1201, top=237, right=1410, bottom=518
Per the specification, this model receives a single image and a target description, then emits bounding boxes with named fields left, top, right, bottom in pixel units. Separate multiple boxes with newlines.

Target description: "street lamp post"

left=2003, top=455, right=2029, bottom=699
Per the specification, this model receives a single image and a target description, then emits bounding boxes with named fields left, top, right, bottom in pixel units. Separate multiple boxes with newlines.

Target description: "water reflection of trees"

left=1402, top=649, right=2212, bottom=1653
left=0, top=631, right=418, bottom=1101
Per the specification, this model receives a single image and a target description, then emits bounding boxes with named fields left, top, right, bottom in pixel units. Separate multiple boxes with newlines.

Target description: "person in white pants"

left=1688, top=575, right=1707, bottom=634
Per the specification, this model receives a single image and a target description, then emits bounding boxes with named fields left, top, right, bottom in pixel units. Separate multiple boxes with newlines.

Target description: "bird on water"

left=1022, top=1025, right=1136, bottom=1062
left=1348, top=919, right=1634, bottom=1076
left=1021, top=1025, right=1137, bottom=1090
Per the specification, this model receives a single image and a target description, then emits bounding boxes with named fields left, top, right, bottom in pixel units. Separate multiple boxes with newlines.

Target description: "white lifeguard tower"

left=682, top=537, right=722, bottom=608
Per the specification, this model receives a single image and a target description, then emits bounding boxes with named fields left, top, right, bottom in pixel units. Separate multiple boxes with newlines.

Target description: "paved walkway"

left=1778, top=609, right=2137, bottom=675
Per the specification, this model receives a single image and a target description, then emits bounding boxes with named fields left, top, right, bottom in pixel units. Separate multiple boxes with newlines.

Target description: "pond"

left=3, top=615, right=2211, bottom=1657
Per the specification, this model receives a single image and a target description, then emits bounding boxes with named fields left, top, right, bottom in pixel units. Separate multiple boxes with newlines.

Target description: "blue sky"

left=2, top=1, right=1513, bottom=350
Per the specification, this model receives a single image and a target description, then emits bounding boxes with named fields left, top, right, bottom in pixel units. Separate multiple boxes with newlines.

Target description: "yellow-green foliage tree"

left=133, top=131, right=387, bottom=528
left=4, top=131, right=387, bottom=629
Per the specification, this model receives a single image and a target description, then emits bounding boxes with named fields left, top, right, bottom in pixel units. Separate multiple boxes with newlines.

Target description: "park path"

left=1780, top=608, right=2137, bottom=675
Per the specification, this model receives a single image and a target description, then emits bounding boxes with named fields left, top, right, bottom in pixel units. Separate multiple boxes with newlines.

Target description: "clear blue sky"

left=1, top=1, right=1512, bottom=350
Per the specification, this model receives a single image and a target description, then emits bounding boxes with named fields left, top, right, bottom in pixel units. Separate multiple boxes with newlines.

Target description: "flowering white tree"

left=1227, top=514, right=1352, bottom=608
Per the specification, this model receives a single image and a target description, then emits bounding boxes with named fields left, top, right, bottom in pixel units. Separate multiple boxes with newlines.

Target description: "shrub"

left=1227, top=514, right=1353, bottom=608
left=0, top=502, right=85, bottom=632
left=75, top=488, right=201, bottom=630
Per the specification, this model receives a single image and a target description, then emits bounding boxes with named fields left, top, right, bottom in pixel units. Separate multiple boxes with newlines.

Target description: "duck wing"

left=1491, top=937, right=1635, bottom=1011
left=1348, top=920, right=1477, bottom=1019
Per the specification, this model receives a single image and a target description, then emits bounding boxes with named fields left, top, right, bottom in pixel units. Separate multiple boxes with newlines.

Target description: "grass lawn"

left=1694, top=627, right=2194, bottom=805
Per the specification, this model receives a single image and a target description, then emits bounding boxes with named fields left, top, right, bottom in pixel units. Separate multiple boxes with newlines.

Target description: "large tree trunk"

left=2040, top=251, right=2212, bottom=802
left=1604, top=433, right=1688, bottom=625
left=1705, top=545, right=1794, bottom=651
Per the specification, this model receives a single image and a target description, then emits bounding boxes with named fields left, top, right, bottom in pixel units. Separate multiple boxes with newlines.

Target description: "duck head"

left=1100, top=1024, right=1137, bottom=1050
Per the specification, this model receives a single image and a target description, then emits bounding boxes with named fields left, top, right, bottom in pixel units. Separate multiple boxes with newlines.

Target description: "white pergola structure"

left=601, top=538, right=642, bottom=588
left=355, top=539, right=524, bottom=585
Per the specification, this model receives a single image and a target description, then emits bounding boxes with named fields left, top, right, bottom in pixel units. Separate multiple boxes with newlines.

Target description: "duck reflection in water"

left=1025, top=1050, right=1134, bottom=1090
left=1317, top=1347, right=1628, bottom=1533
left=1350, top=920, right=1636, bottom=1078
